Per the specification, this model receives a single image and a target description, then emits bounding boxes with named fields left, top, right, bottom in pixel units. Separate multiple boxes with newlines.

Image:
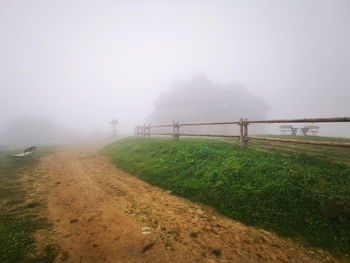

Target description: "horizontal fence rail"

left=178, top=121, right=240, bottom=126
left=247, top=117, right=350, bottom=124
left=135, top=117, right=350, bottom=148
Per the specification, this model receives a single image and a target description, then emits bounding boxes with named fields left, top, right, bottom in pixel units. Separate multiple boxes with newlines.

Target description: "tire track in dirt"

left=36, top=146, right=339, bottom=263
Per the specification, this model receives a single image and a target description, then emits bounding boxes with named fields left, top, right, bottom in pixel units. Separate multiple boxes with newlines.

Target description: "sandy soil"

left=33, top=146, right=340, bottom=263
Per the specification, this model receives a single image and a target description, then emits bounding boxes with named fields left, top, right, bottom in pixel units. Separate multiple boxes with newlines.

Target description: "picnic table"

left=280, top=125, right=320, bottom=136
left=299, top=126, right=320, bottom=136
left=304, top=125, right=319, bottom=135
left=280, top=125, right=298, bottom=136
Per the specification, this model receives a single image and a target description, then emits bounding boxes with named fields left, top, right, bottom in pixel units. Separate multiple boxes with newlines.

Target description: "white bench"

left=12, top=146, right=36, bottom=159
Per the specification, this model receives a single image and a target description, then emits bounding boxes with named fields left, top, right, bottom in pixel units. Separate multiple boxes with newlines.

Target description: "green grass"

left=254, top=134, right=350, bottom=143
left=0, top=147, right=59, bottom=263
left=225, top=135, right=350, bottom=166
left=104, top=137, right=350, bottom=254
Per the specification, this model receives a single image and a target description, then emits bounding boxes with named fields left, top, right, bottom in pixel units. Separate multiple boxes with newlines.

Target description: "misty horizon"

left=1, top=0, right=349, bottom=145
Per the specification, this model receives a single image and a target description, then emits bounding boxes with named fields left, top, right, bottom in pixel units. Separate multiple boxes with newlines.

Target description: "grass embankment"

left=0, top=147, right=58, bottom=263
left=104, top=137, right=350, bottom=254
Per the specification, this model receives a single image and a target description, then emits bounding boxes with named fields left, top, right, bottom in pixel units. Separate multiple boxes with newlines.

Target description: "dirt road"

left=33, top=146, right=339, bottom=263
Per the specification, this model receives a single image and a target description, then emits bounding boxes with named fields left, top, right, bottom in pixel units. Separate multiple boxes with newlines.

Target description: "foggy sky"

left=1, top=0, right=349, bottom=137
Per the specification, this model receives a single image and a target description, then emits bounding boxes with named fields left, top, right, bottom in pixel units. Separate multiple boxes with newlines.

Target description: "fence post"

left=239, top=118, right=244, bottom=148
left=147, top=124, right=151, bottom=138
left=172, top=121, right=176, bottom=138
left=243, top=118, right=249, bottom=148
left=176, top=121, right=180, bottom=139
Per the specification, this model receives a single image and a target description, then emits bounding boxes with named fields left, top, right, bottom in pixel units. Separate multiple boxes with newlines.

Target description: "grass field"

left=0, top=147, right=58, bottom=263
left=226, top=135, right=350, bottom=166
left=104, top=137, right=350, bottom=254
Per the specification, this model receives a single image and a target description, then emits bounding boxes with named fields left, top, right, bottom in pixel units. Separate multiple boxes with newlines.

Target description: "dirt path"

left=34, top=146, right=339, bottom=263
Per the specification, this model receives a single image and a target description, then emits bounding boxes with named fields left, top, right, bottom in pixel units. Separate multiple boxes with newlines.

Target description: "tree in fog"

left=0, top=117, right=80, bottom=146
left=148, top=75, right=269, bottom=124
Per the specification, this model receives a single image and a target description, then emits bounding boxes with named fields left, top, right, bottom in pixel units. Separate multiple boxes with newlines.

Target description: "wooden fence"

left=135, top=117, right=350, bottom=148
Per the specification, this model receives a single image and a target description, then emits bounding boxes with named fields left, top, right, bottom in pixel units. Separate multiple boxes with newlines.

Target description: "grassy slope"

left=0, top=147, right=58, bottom=263
left=104, top=137, right=350, bottom=254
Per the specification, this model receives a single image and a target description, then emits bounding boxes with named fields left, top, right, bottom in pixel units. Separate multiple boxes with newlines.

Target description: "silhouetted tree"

left=148, top=75, right=268, bottom=122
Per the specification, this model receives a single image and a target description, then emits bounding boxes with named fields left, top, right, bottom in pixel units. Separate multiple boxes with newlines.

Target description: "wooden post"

left=239, top=118, right=244, bottom=148
left=142, top=124, right=146, bottom=138
left=243, top=118, right=249, bottom=148
left=176, top=121, right=180, bottom=139
left=172, top=121, right=176, bottom=138
left=147, top=124, right=151, bottom=138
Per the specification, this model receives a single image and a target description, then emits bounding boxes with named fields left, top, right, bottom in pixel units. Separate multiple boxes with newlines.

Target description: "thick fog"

left=1, top=0, right=349, bottom=145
